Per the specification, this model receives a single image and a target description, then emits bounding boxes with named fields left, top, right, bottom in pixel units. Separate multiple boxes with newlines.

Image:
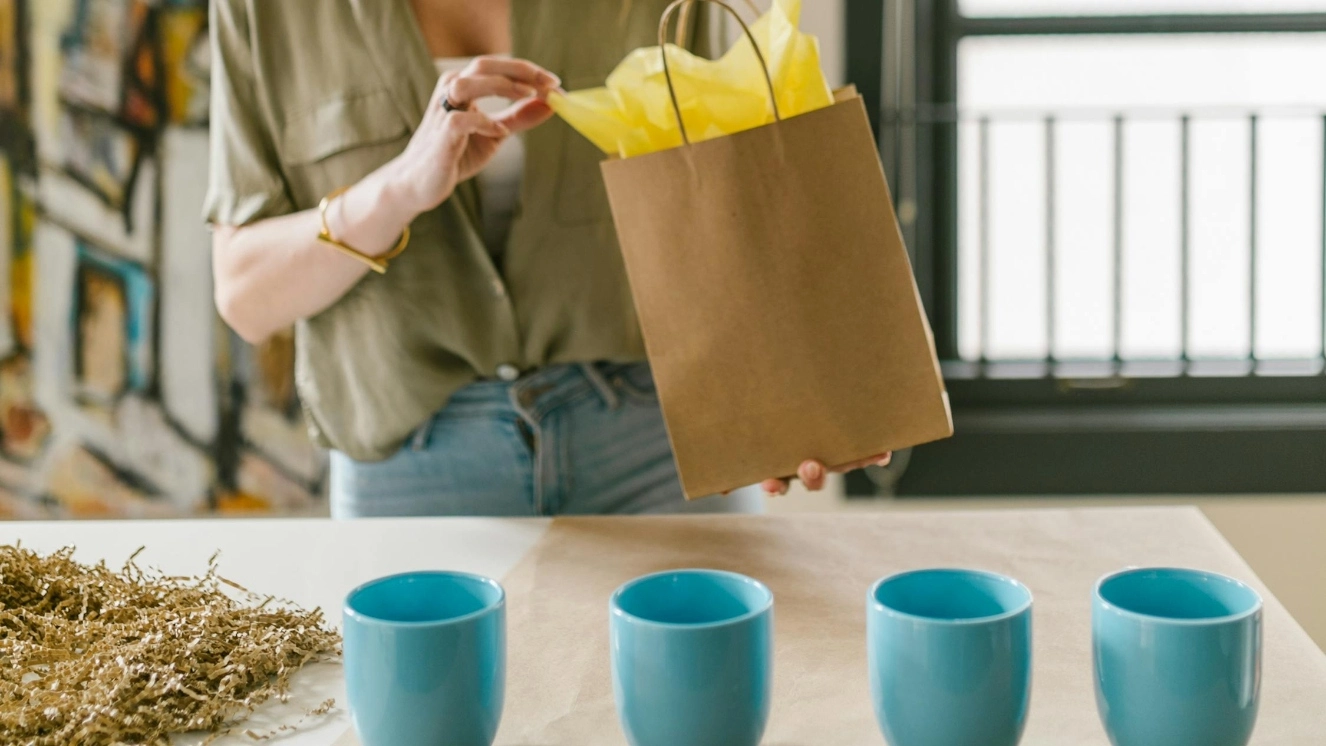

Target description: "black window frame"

left=844, top=1, right=1326, bottom=496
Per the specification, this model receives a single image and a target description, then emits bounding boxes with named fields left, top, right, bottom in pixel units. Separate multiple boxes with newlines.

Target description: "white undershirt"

left=434, top=57, right=526, bottom=258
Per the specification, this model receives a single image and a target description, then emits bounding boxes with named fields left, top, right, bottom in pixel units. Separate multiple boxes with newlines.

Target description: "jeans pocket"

left=611, top=363, right=658, bottom=404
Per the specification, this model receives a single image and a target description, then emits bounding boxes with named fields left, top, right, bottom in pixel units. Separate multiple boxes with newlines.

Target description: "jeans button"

left=496, top=363, right=520, bottom=382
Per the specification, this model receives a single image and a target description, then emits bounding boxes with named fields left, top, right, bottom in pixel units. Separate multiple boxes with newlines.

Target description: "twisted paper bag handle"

left=658, top=0, right=784, bottom=146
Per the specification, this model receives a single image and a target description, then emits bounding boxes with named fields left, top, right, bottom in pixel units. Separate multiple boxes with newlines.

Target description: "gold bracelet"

left=317, top=186, right=410, bottom=274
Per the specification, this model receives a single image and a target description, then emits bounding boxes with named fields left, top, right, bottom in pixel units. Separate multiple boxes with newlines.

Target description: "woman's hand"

left=387, top=57, right=559, bottom=218
left=212, top=57, right=559, bottom=344
left=759, top=453, right=893, bottom=495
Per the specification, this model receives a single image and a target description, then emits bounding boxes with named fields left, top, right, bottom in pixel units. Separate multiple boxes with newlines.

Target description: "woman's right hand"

left=387, top=57, right=560, bottom=218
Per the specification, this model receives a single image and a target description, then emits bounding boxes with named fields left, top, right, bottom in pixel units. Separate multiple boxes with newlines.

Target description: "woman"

left=205, top=0, right=890, bottom=518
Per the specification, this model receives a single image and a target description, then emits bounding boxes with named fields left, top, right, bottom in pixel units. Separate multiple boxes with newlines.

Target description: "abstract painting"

left=0, top=355, right=49, bottom=461
left=159, top=4, right=208, bottom=126
left=45, top=443, right=169, bottom=518
left=73, top=242, right=153, bottom=403
left=0, top=152, right=13, bottom=356
left=10, top=179, right=34, bottom=349
left=57, top=0, right=146, bottom=114
left=0, top=0, right=328, bottom=519
left=0, top=0, right=21, bottom=109
left=57, top=102, right=140, bottom=210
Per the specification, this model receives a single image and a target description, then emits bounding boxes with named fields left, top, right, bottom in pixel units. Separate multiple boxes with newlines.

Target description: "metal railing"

left=882, top=106, right=1326, bottom=380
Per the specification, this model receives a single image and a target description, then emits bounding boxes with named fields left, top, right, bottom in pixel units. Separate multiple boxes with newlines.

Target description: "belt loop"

left=509, top=378, right=540, bottom=427
left=410, top=414, right=436, bottom=451
left=579, top=363, right=620, bottom=410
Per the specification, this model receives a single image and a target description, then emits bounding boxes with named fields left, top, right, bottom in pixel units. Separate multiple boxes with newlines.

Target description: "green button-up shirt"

left=205, top=0, right=710, bottom=461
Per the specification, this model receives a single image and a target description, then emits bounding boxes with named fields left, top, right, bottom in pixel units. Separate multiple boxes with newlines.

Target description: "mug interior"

left=613, top=569, right=771, bottom=626
left=1098, top=568, right=1261, bottom=620
left=872, top=569, right=1031, bottom=621
left=347, top=571, right=503, bottom=624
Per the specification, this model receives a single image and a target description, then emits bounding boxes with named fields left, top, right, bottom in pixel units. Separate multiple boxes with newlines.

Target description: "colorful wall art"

left=0, top=0, right=327, bottom=519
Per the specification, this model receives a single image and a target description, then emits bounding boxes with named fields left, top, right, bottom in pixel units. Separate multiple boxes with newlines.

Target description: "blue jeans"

left=330, top=363, right=764, bottom=517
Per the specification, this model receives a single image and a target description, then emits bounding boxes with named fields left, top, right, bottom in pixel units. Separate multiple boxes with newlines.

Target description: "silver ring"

left=440, top=95, right=466, bottom=113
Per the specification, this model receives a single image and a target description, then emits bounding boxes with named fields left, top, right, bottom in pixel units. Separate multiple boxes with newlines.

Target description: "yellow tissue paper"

left=549, top=0, right=834, bottom=158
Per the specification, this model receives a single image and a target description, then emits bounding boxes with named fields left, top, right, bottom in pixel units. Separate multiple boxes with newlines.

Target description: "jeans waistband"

left=408, top=362, right=650, bottom=451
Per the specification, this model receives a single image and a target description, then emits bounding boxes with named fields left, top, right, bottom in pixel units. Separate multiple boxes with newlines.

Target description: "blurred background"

left=797, top=0, right=1326, bottom=650
left=0, top=1, right=1322, bottom=641
left=0, top=0, right=323, bottom=521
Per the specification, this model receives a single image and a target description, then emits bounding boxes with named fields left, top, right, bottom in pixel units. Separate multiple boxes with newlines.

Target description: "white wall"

left=726, top=0, right=846, bottom=88
left=798, top=0, right=846, bottom=88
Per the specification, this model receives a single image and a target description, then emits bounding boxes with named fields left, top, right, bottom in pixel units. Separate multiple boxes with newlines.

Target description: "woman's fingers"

left=758, top=452, right=893, bottom=497
left=449, top=74, right=538, bottom=106
left=468, top=56, right=560, bottom=91
left=428, top=71, right=460, bottom=109
left=827, top=452, right=892, bottom=473
left=493, top=98, right=555, bottom=133
left=760, top=461, right=829, bottom=495
left=797, top=460, right=827, bottom=491
left=443, top=110, right=508, bottom=143
left=858, top=451, right=892, bottom=469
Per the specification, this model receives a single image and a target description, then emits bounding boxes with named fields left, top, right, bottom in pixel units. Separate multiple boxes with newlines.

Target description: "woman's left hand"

left=759, top=452, right=893, bottom=495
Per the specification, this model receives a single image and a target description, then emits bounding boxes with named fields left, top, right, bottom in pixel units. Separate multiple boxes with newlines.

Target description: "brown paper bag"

left=601, top=1, right=952, bottom=498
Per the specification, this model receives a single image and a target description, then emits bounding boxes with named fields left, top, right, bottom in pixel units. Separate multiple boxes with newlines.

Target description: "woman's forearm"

left=212, top=58, right=560, bottom=344
left=212, top=160, right=420, bottom=344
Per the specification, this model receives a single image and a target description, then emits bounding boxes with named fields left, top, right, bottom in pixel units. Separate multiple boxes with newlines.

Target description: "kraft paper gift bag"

left=598, top=1, right=952, bottom=497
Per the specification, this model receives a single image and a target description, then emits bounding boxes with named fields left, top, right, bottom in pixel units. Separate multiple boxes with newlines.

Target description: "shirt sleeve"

left=201, top=0, right=294, bottom=226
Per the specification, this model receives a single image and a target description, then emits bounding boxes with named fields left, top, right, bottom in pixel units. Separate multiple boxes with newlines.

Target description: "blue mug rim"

left=1094, top=566, right=1263, bottom=625
left=343, top=570, right=506, bottom=628
left=610, top=568, right=773, bottom=630
left=868, top=567, right=1033, bottom=626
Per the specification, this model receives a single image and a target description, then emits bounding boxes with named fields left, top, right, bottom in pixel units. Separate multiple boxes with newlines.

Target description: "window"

left=845, top=0, right=1326, bottom=495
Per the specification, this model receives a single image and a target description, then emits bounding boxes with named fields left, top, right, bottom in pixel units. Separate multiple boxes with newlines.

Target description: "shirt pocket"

left=279, top=89, right=411, bottom=206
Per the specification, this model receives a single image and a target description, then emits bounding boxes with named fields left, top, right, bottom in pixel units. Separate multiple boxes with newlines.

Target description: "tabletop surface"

left=2, top=507, right=1323, bottom=745
left=1, top=516, right=551, bottom=745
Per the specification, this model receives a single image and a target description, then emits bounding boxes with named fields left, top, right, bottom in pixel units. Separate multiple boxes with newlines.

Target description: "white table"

left=4, top=509, right=1324, bottom=745
left=0, top=517, right=551, bottom=745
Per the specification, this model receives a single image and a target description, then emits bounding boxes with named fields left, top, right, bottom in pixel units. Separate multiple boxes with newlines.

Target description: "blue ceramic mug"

left=343, top=571, right=506, bottom=746
left=609, top=569, right=773, bottom=746
left=868, top=568, right=1033, bottom=746
left=1093, top=567, right=1262, bottom=746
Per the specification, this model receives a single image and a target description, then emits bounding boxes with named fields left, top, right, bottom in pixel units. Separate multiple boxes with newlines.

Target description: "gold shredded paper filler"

left=0, top=544, right=341, bottom=745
